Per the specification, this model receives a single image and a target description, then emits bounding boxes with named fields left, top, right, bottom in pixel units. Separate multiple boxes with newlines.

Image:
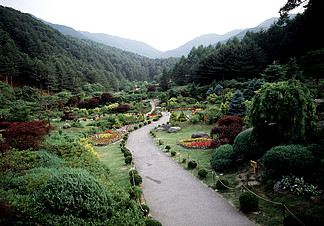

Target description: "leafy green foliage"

left=233, top=130, right=258, bottom=160
left=216, top=177, right=230, bottom=190
left=280, top=175, right=322, bottom=196
left=239, top=191, right=259, bottom=213
left=188, top=160, right=197, bottom=169
left=49, top=139, right=110, bottom=180
left=0, top=6, right=177, bottom=92
left=210, top=144, right=235, bottom=171
left=249, top=80, right=317, bottom=146
left=130, top=174, right=143, bottom=186
left=198, top=168, right=208, bottom=178
left=125, top=155, right=132, bottom=164
left=262, top=145, right=314, bottom=176
left=33, top=167, right=112, bottom=223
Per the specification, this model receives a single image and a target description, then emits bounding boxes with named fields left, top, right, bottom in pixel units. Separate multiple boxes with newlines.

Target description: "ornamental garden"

left=0, top=75, right=324, bottom=225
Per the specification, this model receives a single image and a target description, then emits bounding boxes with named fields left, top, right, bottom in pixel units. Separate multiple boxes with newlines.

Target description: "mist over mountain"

left=78, top=31, right=163, bottom=58
left=43, top=17, right=281, bottom=59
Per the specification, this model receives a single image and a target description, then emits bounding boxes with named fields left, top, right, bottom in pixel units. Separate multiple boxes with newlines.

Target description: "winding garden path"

left=126, top=112, right=253, bottom=226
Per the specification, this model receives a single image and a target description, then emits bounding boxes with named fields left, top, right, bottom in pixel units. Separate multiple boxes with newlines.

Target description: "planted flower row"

left=90, top=131, right=123, bottom=146
left=177, top=138, right=213, bottom=149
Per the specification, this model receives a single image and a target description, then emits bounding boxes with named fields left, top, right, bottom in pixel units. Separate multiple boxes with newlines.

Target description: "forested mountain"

left=40, top=17, right=163, bottom=58
left=0, top=6, right=178, bottom=93
left=78, top=31, right=163, bottom=58
left=160, top=30, right=243, bottom=58
left=166, top=1, right=324, bottom=87
left=42, top=16, right=284, bottom=59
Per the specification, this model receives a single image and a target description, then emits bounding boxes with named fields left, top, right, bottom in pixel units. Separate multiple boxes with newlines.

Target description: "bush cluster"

left=210, top=144, right=235, bottom=171
left=188, top=160, right=197, bottom=169
left=233, top=130, right=258, bottom=160
left=262, top=145, right=314, bottom=176
left=239, top=191, right=259, bottom=213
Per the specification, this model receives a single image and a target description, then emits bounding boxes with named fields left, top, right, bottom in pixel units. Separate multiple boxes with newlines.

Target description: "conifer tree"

left=227, top=90, right=247, bottom=117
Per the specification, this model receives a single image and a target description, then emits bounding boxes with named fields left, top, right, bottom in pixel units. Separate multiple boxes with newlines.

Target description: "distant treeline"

left=0, top=6, right=178, bottom=92
left=163, top=1, right=324, bottom=87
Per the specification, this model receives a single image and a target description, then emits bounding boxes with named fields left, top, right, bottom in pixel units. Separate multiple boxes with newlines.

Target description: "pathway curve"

left=126, top=112, right=253, bottom=226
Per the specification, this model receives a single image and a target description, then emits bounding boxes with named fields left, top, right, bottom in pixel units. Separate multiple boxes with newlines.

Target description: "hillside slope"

left=0, top=6, right=177, bottom=92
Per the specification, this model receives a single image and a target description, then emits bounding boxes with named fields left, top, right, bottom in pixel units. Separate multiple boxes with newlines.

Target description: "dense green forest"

left=0, top=6, right=178, bottom=93
left=164, top=0, right=324, bottom=87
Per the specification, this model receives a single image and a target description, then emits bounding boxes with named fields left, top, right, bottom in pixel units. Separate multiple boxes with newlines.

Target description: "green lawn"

left=154, top=121, right=217, bottom=186
left=95, top=143, right=131, bottom=190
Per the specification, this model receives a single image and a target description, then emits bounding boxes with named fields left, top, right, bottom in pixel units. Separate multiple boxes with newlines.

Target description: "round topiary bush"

left=130, top=174, right=142, bottom=186
left=35, top=167, right=112, bottom=220
left=124, top=150, right=132, bottom=158
left=216, top=177, right=229, bottom=190
left=262, top=145, right=314, bottom=176
left=141, top=204, right=150, bottom=216
left=198, top=168, right=208, bottom=178
left=128, top=185, right=142, bottom=200
left=210, top=144, right=235, bottom=171
left=233, top=130, right=258, bottom=160
left=239, top=191, right=259, bottom=213
left=188, top=160, right=197, bottom=169
left=125, top=156, right=132, bottom=164
left=144, top=219, right=162, bottom=226
left=171, top=151, right=176, bottom=156
left=128, top=169, right=138, bottom=177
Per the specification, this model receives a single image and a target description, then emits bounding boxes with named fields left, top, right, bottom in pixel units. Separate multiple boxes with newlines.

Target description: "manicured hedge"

left=210, top=144, right=235, bottom=171
left=262, top=145, right=314, bottom=176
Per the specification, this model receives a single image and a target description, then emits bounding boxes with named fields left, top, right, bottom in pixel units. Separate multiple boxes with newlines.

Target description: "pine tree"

left=227, top=90, right=247, bottom=117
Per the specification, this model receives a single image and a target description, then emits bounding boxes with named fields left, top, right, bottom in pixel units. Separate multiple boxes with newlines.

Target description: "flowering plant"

left=90, top=131, right=122, bottom=145
left=177, top=138, right=213, bottom=149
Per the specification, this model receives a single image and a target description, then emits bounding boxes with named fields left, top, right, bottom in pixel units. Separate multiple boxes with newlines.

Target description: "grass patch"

left=95, top=143, right=131, bottom=190
left=154, top=121, right=215, bottom=185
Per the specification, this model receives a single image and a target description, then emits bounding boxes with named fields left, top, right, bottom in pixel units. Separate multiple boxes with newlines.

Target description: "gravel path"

left=126, top=112, right=253, bottom=226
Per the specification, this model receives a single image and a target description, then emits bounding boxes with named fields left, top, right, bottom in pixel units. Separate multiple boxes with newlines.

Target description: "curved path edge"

left=126, top=112, right=254, bottom=226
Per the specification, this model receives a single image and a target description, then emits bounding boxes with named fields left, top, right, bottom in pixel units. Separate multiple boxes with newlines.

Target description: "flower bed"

left=90, top=131, right=123, bottom=146
left=177, top=138, right=213, bottom=149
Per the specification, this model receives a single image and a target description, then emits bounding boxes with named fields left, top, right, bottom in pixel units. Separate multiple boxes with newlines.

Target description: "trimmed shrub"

left=144, top=219, right=162, bottom=226
left=124, top=150, right=132, bottom=158
left=198, top=168, right=208, bottom=178
left=216, top=177, right=230, bottom=190
left=141, top=204, right=150, bottom=216
left=158, top=139, right=163, bottom=145
left=165, top=145, right=171, bottom=152
left=239, top=191, right=259, bottom=213
left=233, top=130, right=257, bottom=160
left=210, top=144, right=235, bottom=171
left=121, top=146, right=128, bottom=153
left=34, top=167, right=112, bottom=220
left=262, top=145, right=314, bottom=176
left=130, top=174, right=143, bottom=186
left=125, top=156, right=132, bottom=164
left=188, top=160, right=197, bottom=169
left=128, top=185, right=142, bottom=200
left=171, top=151, right=176, bottom=156
left=128, top=169, right=138, bottom=177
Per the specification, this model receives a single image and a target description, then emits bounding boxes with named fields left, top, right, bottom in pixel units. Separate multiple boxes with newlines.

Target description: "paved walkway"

left=126, top=112, right=253, bottom=226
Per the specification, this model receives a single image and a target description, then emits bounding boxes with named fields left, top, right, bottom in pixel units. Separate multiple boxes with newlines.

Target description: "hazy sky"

left=0, top=0, right=304, bottom=51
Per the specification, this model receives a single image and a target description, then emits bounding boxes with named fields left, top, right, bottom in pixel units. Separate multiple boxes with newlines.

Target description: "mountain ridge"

left=38, top=16, right=282, bottom=59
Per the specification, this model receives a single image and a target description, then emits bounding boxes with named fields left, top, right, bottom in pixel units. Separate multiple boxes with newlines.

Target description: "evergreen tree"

left=227, top=90, right=247, bottom=117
